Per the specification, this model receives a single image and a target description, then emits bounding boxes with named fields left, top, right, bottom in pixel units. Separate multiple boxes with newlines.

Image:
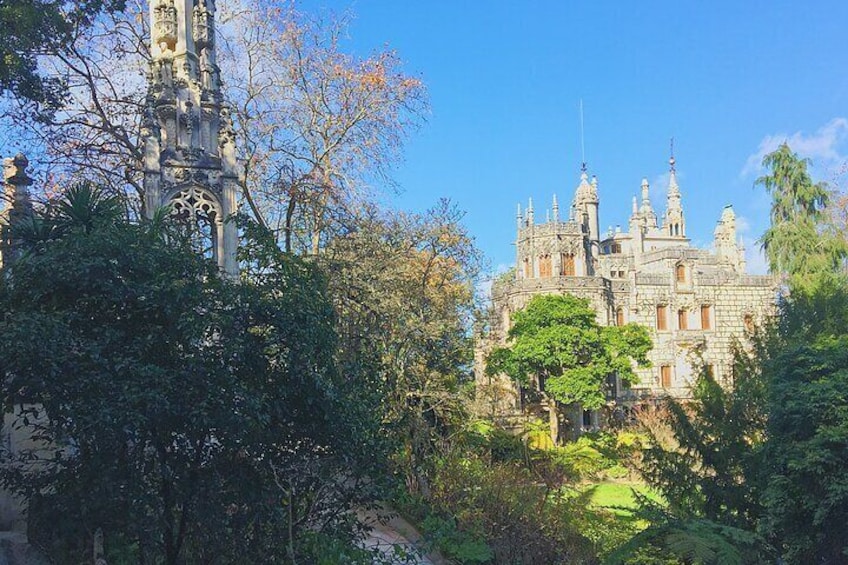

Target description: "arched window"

left=616, top=307, right=625, bottom=327
left=675, top=263, right=686, bottom=283
left=168, top=186, right=222, bottom=262
left=539, top=254, right=552, bottom=278
left=561, top=253, right=575, bottom=276
left=744, top=313, right=754, bottom=333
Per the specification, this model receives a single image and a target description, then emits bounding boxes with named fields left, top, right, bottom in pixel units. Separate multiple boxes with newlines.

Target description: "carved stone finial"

left=4, top=154, right=32, bottom=188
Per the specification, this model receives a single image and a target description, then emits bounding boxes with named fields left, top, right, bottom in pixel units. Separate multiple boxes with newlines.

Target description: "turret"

left=664, top=153, right=685, bottom=237
left=629, top=195, right=643, bottom=265
left=714, top=205, right=745, bottom=272
left=574, top=168, right=599, bottom=242
left=639, top=178, right=657, bottom=230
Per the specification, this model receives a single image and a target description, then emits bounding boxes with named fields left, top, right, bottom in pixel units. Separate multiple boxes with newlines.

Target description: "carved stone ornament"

left=193, top=1, right=215, bottom=49
left=169, top=185, right=222, bottom=224
left=153, top=0, right=178, bottom=52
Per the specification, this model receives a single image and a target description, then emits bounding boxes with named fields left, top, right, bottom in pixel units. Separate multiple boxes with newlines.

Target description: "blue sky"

left=295, top=0, right=848, bottom=277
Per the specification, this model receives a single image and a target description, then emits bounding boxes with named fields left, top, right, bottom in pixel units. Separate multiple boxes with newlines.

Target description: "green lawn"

left=582, top=481, right=663, bottom=517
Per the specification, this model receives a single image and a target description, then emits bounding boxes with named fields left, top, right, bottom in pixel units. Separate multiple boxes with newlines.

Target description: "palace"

left=475, top=156, right=777, bottom=435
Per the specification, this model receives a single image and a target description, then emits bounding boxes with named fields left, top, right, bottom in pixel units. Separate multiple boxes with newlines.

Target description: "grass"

left=582, top=481, right=663, bottom=517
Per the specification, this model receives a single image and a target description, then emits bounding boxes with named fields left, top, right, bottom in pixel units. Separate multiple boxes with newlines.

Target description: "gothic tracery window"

left=169, top=186, right=222, bottom=261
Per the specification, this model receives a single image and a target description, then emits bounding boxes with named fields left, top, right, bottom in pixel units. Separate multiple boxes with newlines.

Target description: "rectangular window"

left=561, top=253, right=575, bottom=276
left=656, top=305, right=668, bottom=331
left=539, top=255, right=552, bottom=278
left=676, top=264, right=686, bottom=282
left=701, top=305, right=712, bottom=330
left=678, top=309, right=688, bottom=330
left=616, top=308, right=625, bottom=327
left=661, top=365, right=672, bottom=388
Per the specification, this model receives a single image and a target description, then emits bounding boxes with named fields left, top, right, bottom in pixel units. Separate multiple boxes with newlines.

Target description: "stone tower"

left=143, top=0, right=238, bottom=275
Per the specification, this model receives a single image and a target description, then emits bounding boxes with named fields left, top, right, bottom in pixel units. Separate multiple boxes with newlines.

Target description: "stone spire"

left=552, top=194, right=559, bottom=222
left=664, top=151, right=685, bottom=237
left=1, top=154, right=33, bottom=267
left=527, top=197, right=534, bottom=225
left=144, top=0, right=238, bottom=275
left=639, top=178, right=657, bottom=229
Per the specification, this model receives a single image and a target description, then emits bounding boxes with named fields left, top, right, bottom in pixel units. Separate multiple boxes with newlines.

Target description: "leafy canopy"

left=0, top=0, right=125, bottom=110
left=0, top=185, right=385, bottom=564
left=486, top=294, right=651, bottom=410
left=756, top=142, right=847, bottom=290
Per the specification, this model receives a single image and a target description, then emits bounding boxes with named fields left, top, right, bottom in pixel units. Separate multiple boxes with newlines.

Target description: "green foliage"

left=486, top=294, right=651, bottom=410
left=759, top=330, right=848, bottom=563
left=639, top=364, right=768, bottom=530
left=607, top=512, right=770, bottom=565
left=419, top=515, right=493, bottom=564
left=321, top=200, right=483, bottom=495
left=0, top=188, right=383, bottom=563
left=756, top=142, right=847, bottom=290
left=0, top=0, right=125, bottom=110
left=425, top=454, right=597, bottom=564
left=549, top=433, right=633, bottom=480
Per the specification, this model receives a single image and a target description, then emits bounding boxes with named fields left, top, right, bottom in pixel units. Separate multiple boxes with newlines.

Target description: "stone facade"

left=476, top=157, right=777, bottom=429
left=144, top=0, right=239, bottom=275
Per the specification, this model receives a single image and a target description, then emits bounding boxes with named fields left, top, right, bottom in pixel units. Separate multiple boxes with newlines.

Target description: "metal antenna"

left=669, top=137, right=676, bottom=172
left=579, top=99, right=586, bottom=171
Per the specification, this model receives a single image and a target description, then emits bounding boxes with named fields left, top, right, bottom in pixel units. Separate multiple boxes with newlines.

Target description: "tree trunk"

left=547, top=397, right=559, bottom=446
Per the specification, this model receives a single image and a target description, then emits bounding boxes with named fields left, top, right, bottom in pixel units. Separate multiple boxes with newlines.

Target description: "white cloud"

left=742, top=117, right=848, bottom=177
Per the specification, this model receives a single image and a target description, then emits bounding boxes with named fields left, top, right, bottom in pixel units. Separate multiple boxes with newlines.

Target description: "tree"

left=319, top=199, right=483, bottom=496
left=756, top=142, right=846, bottom=290
left=638, top=360, right=770, bottom=532
left=2, top=0, right=427, bottom=244
left=611, top=148, right=848, bottom=565
left=486, top=294, right=651, bottom=443
left=0, top=0, right=125, bottom=110
left=0, top=186, right=385, bottom=563
left=218, top=3, right=428, bottom=254
left=757, top=284, right=848, bottom=564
